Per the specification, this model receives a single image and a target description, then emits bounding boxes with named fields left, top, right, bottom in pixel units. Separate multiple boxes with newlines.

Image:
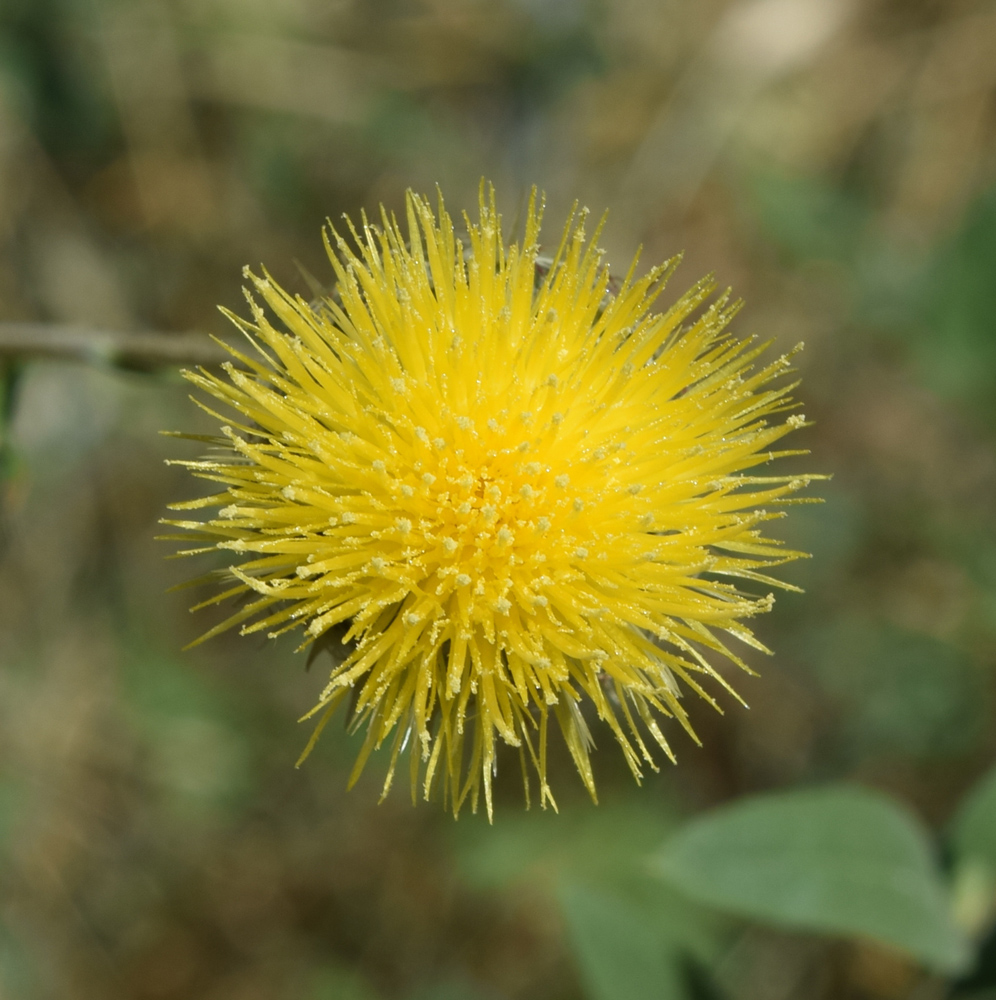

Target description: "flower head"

left=164, top=184, right=817, bottom=818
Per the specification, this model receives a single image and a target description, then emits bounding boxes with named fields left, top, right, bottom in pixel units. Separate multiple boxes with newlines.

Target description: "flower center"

left=372, top=410, right=594, bottom=629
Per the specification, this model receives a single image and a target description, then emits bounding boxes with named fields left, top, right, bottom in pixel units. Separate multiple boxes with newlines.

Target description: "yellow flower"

left=164, top=184, right=817, bottom=819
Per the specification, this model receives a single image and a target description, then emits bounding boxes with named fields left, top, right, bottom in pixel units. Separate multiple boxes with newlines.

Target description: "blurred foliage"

left=804, top=620, right=985, bottom=762
left=3, top=0, right=996, bottom=998
left=921, top=189, right=996, bottom=420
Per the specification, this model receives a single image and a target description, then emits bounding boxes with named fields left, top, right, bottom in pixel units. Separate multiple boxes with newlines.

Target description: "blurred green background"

left=3, top=0, right=996, bottom=998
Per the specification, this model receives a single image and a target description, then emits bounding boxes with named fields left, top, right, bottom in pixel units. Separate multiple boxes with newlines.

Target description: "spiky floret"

left=163, top=185, right=818, bottom=819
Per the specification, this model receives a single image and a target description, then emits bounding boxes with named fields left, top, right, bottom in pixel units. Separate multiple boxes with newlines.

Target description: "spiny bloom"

left=164, top=185, right=817, bottom=819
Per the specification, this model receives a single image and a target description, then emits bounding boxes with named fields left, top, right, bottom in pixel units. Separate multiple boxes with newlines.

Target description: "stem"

left=0, top=322, right=230, bottom=371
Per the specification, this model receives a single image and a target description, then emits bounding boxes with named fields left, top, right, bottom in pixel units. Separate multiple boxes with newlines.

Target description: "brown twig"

left=0, top=322, right=230, bottom=371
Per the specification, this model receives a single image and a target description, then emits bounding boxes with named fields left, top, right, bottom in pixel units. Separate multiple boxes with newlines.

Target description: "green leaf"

left=652, top=785, right=969, bottom=974
left=948, top=763, right=996, bottom=938
left=952, top=763, right=996, bottom=873
left=558, top=881, right=687, bottom=1000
